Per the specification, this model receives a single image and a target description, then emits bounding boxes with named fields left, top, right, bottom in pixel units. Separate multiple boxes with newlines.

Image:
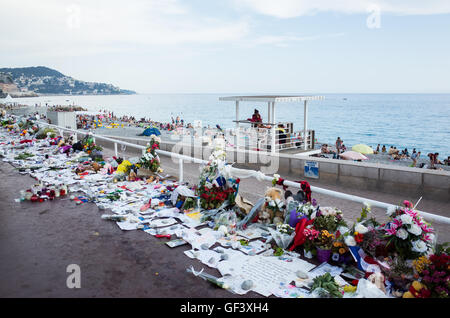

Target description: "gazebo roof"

left=219, top=95, right=324, bottom=102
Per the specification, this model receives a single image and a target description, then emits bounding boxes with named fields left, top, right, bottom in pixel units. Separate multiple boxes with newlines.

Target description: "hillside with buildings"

left=0, top=66, right=136, bottom=97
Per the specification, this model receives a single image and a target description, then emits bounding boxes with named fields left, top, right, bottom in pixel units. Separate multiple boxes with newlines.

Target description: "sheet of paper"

left=166, top=239, right=188, bottom=248
left=272, top=282, right=311, bottom=298
left=236, top=225, right=270, bottom=240
left=308, top=262, right=343, bottom=278
left=238, top=240, right=270, bottom=255
left=146, top=218, right=178, bottom=228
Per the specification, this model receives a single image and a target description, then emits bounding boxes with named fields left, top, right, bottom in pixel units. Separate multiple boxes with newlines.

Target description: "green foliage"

left=435, top=242, right=450, bottom=255
left=14, top=152, right=34, bottom=160
left=311, top=273, right=342, bottom=298
left=273, top=247, right=284, bottom=256
left=314, top=215, right=339, bottom=232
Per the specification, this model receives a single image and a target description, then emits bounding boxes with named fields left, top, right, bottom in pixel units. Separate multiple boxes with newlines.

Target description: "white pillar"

left=235, top=100, right=240, bottom=150
left=235, top=101, right=239, bottom=129
left=179, top=159, right=184, bottom=183
left=303, top=100, right=308, bottom=150
left=267, top=102, right=271, bottom=123
left=271, top=102, right=276, bottom=154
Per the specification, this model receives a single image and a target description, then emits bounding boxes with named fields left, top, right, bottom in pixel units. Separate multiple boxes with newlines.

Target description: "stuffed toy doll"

left=257, top=187, right=285, bottom=224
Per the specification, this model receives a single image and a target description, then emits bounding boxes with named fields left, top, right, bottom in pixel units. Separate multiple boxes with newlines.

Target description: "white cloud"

left=251, top=32, right=345, bottom=47
left=237, top=0, right=450, bottom=18
left=0, top=0, right=249, bottom=57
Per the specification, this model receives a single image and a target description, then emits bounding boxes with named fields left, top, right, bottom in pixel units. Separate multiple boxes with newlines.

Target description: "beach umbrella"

left=340, top=151, right=368, bottom=161
left=140, top=127, right=161, bottom=136
left=352, top=144, right=374, bottom=154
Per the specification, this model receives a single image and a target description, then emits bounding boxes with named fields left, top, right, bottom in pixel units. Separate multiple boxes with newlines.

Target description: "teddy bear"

left=257, top=187, right=285, bottom=224
left=367, top=272, right=386, bottom=294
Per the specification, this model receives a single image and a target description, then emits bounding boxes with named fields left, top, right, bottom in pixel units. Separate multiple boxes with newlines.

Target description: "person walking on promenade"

left=382, top=145, right=386, bottom=153
left=335, top=137, right=343, bottom=155
left=411, top=150, right=420, bottom=167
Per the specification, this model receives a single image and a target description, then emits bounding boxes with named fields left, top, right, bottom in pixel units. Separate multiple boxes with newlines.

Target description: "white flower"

left=273, top=174, right=280, bottom=181
left=345, top=236, right=357, bottom=246
left=275, top=198, right=283, bottom=209
left=363, top=202, right=371, bottom=210
left=411, top=240, right=428, bottom=253
left=205, top=181, right=213, bottom=189
left=400, top=214, right=413, bottom=225
left=396, top=228, right=408, bottom=240
left=407, top=224, right=422, bottom=236
left=355, top=223, right=369, bottom=234
left=269, top=200, right=276, bottom=207
left=386, top=206, right=396, bottom=217
left=218, top=225, right=228, bottom=236
left=337, top=226, right=349, bottom=235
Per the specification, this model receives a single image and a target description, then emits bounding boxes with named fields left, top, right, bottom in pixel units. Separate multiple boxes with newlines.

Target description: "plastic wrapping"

left=310, top=287, right=331, bottom=298
left=267, top=227, right=296, bottom=250
left=214, top=211, right=237, bottom=235
left=356, top=279, right=388, bottom=298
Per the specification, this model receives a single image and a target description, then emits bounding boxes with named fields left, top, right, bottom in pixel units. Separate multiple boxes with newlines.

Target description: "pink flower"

left=421, top=223, right=433, bottom=233
left=406, top=209, right=418, bottom=218
left=393, top=218, right=403, bottom=228
left=403, top=200, right=412, bottom=208
left=385, top=227, right=397, bottom=236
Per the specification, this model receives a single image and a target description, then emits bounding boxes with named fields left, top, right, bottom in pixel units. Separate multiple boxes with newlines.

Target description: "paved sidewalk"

left=0, top=144, right=448, bottom=297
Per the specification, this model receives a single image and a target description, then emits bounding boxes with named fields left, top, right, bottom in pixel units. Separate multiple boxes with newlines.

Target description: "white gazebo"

left=219, top=95, right=323, bottom=153
left=1, top=94, right=15, bottom=105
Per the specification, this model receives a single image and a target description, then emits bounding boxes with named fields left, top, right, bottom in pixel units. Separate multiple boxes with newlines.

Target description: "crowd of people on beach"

left=7, top=102, right=447, bottom=170
left=319, top=138, right=449, bottom=169
left=75, top=109, right=196, bottom=133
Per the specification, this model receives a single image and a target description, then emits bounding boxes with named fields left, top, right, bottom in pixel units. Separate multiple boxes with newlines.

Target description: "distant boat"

left=343, top=98, right=347, bottom=100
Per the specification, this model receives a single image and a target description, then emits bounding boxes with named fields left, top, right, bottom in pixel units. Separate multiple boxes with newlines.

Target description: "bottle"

left=60, top=185, right=67, bottom=196
left=55, top=186, right=60, bottom=198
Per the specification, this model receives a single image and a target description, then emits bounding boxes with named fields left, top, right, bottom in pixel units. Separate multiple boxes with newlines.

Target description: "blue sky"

left=1, top=0, right=450, bottom=93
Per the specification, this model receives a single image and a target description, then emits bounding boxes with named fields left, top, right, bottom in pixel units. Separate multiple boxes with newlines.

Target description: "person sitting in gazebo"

left=249, top=109, right=262, bottom=127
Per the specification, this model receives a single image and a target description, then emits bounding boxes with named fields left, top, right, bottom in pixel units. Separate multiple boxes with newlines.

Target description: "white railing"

left=5, top=113, right=450, bottom=225
left=234, top=126, right=314, bottom=152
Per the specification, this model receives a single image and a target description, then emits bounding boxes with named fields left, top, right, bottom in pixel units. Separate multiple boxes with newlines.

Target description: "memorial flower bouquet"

left=413, top=244, right=449, bottom=298
left=384, top=202, right=435, bottom=260
left=196, top=137, right=237, bottom=210
left=198, top=185, right=236, bottom=210
left=343, top=203, right=385, bottom=255
left=139, top=135, right=162, bottom=173
left=81, top=133, right=103, bottom=155
left=303, top=226, right=320, bottom=253
left=312, top=207, right=347, bottom=233
left=277, top=223, right=295, bottom=235
left=332, top=241, right=349, bottom=256
left=296, top=201, right=316, bottom=219
left=268, top=223, right=296, bottom=250
left=315, top=230, right=335, bottom=250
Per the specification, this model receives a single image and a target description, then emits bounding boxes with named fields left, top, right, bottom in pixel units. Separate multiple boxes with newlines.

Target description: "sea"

left=15, top=93, right=450, bottom=157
